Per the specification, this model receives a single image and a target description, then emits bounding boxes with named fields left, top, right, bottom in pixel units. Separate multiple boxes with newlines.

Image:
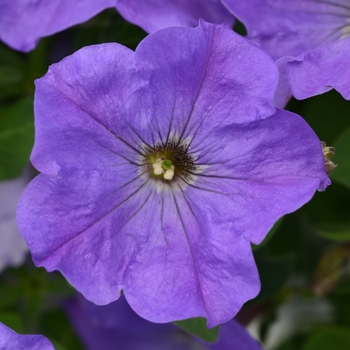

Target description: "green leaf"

left=331, top=127, right=350, bottom=189
left=300, top=182, right=350, bottom=239
left=317, top=225, right=350, bottom=241
left=0, top=313, right=23, bottom=333
left=252, top=251, right=296, bottom=304
left=0, top=43, right=25, bottom=69
left=276, top=335, right=307, bottom=350
left=40, top=309, right=84, bottom=350
left=174, top=317, right=219, bottom=342
left=290, top=90, right=350, bottom=144
left=0, top=98, right=34, bottom=180
left=50, top=340, right=68, bottom=350
left=312, top=244, right=350, bottom=296
left=252, top=217, right=284, bottom=251
left=302, top=327, right=350, bottom=350
left=0, top=285, right=24, bottom=309
left=72, top=9, right=146, bottom=52
left=0, top=44, right=27, bottom=99
left=0, top=66, right=23, bottom=86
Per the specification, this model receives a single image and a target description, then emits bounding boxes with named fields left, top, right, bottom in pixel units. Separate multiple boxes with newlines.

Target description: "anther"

left=152, top=157, right=175, bottom=180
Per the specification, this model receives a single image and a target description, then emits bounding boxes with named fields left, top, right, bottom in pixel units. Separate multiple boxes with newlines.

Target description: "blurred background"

left=1, top=10, right=350, bottom=350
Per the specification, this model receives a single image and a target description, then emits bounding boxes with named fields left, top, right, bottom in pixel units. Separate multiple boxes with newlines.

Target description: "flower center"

left=143, top=140, right=196, bottom=182
left=152, top=157, right=175, bottom=180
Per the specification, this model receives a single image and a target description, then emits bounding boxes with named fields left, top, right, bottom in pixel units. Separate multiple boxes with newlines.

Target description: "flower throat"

left=143, top=140, right=196, bottom=182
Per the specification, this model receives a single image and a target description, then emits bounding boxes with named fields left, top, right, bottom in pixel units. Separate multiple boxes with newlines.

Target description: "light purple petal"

left=66, top=294, right=262, bottom=350
left=186, top=108, right=328, bottom=245
left=67, top=296, right=200, bottom=350
left=0, top=177, right=28, bottom=272
left=208, top=319, right=261, bottom=350
left=116, top=0, right=234, bottom=33
left=222, top=0, right=350, bottom=59
left=31, top=43, right=136, bottom=176
left=287, top=39, right=350, bottom=99
left=273, top=57, right=293, bottom=108
left=0, top=0, right=233, bottom=53
left=17, top=21, right=328, bottom=327
left=131, top=19, right=278, bottom=142
left=222, top=0, right=350, bottom=99
left=0, top=323, right=54, bottom=350
left=124, top=210, right=259, bottom=327
left=0, top=0, right=115, bottom=52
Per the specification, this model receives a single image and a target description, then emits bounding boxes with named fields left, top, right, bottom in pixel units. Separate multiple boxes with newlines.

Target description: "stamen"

left=164, top=168, right=175, bottom=180
left=152, top=157, right=175, bottom=180
left=142, top=138, right=198, bottom=184
left=153, top=161, right=164, bottom=175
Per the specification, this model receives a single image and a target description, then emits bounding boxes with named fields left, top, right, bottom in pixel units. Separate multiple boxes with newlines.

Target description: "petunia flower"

left=0, top=322, right=54, bottom=350
left=66, top=294, right=262, bottom=350
left=0, top=177, right=28, bottom=273
left=17, top=20, right=329, bottom=327
left=221, top=0, right=350, bottom=100
left=0, top=0, right=233, bottom=52
left=115, top=0, right=234, bottom=34
left=0, top=0, right=115, bottom=52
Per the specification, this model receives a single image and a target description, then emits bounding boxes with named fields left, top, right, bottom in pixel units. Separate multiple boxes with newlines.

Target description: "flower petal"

left=222, top=0, right=350, bottom=59
left=67, top=295, right=262, bottom=350
left=209, top=319, right=262, bottom=350
left=186, top=108, right=329, bottom=245
left=222, top=0, right=350, bottom=99
left=287, top=39, right=350, bottom=99
left=127, top=20, right=277, bottom=151
left=0, top=0, right=234, bottom=52
left=0, top=322, right=54, bottom=350
left=17, top=166, right=153, bottom=304
left=67, top=297, right=187, bottom=350
left=116, top=0, right=234, bottom=33
left=17, top=21, right=327, bottom=327
left=32, top=43, right=141, bottom=175
left=273, top=56, right=293, bottom=108
left=123, top=187, right=259, bottom=327
left=0, top=0, right=115, bottom=52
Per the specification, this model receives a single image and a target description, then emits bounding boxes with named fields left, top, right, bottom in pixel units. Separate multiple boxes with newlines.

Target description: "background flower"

left=221, top=0, right=350, bottom=100
left=0, top=1, right=348, bottom=347
left=115, top=0, right=234, bottom=34
left=17, top=21, right=328, bottom=327
left=67, top=294, right=262, bottom=350
left=0, top=0, right=115, bottom=52
left=0, top=0, right=233, bottom=52
left=0, top=322, right=54, bottom=350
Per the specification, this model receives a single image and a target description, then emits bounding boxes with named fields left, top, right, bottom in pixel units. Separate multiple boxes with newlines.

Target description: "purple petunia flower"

left=115, top=0, right=234, bottom=34
left=222, top=0, right=350, bottom=101
left=67, top=294, right=262, bottom=350
left=0, top=0, right=233, bottom=52
left=0, top=0, right=115, bottom=52
left=17, top=20, right=329, bottom=327
left=0, top=322, right=54, bottom=350
left=0, top=177, right=28, bottom=272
